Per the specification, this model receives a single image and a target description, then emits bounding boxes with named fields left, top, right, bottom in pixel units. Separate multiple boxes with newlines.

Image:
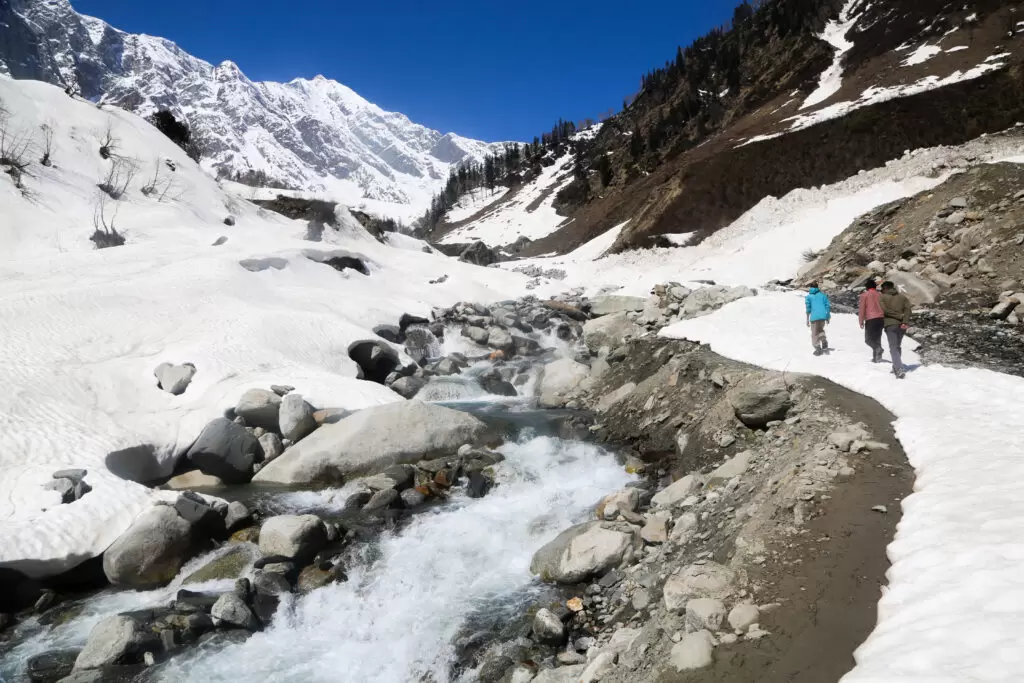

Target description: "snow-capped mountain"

left=0, top=0, right=507, bottom=219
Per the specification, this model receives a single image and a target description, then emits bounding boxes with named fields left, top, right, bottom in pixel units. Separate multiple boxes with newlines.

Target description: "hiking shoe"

left=813, top=349, right=823, bottom=356
left=872, top=349, right=884, bottom=363
left=895, top=369, right=906, bottom=379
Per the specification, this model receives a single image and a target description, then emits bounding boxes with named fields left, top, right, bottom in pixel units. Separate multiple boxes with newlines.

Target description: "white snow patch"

left=0, top=75, right=530, bottom=578
left=661, top=292, right=1024, bottom=683
left=571, top=122, right=603, bottom=142
left=445, top=186, right=509, bottom=223
left=945, top=45, right=969, bottom=53
left=801, top=0, right=863, bottom=110
left=736, top=133, right=784, bottom=148
left=902, top=44, right=943, bottom=66
left=786, top=60, right=1008, bottom=132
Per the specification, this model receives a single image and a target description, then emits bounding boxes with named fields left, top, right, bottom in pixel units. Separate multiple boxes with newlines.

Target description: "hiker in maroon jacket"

left=858, top=279, right=886, bottom=363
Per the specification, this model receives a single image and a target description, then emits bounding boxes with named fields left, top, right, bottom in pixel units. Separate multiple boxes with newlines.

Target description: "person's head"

left=865, top=279, right=877, bottom=290
left=880, top=281, right=895, bottom=293
left=808, top=281, right=819, bottom=291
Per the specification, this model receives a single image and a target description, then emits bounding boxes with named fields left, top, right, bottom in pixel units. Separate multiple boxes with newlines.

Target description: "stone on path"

left=727, top=376, right=791, bottom=428
left=663, top=562, right=736, bottom=611
left=670, top=630, right=715, bottom=671
left=686, top=597, right=726, bottom=631
left=728, top=602, right=760, bottom=633
left=532, top=608, right=566, bottom=645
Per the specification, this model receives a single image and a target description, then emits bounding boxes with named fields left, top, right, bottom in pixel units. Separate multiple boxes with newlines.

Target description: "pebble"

left=872, top=505, right=888, bottom=513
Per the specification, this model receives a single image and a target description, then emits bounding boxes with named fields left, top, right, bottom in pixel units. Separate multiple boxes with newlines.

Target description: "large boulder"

left=459, top=241, right=498, bottom=266
left=582, top=313, right=643, bottom=354
left=487, top=327, right=515, bottom=355
left=154, top=362, right=196, bottom=395
left=533, top=608, right=567, bottom=645
left=726, top=376, right=791, bottom=428
left=185, top=418, right=260, bottom=484
left=252, top=401, right=489, bottom=485
left=530, top=521, right=639, bottom=584
left=681, top=285, right=756, bottom=318
left=279, top=393, right=316, bottom=443
left=650, top=474, right=703, bottom=508
left=235, top=389, right=282, bottom=431
left=102, top=505, right=193, bottom=588
left=258, top=514, right=327, bottom=562
left=885, top=271, right=940, bottom=305
left=670, top=630, right=715, bottom=671
left=589, top=295, right=646, bottom=317
left=404, top=326, right=441, bottom=364
left=74, top=614, right=144, bottom=670
left=538, top=358, right=590, bottom=408
left=211, top=593, right=260, bottom=631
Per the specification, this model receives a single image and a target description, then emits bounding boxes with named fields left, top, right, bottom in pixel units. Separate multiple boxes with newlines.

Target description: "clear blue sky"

left=72, top=0, right=739, bottom=142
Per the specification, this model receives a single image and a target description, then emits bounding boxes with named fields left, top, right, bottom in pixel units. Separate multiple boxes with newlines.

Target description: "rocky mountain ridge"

left=0, top=0, right=507, bottom=218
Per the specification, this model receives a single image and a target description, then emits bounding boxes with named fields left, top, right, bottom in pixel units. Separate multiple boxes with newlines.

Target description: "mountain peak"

left=0, top=2, right=508, bottom=220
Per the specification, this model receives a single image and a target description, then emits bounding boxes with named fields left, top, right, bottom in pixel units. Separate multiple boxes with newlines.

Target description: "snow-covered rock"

left=154, top=362, right=196, bottom=395
left=253, top=401, right=489, bottom=485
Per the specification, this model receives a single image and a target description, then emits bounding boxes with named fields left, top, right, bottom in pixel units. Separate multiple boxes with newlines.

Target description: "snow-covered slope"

left=439, top=151, right=576, bottom=246
left=0, top=75, right=528, bottom=578
left=0, top=0, right=508, bottom=221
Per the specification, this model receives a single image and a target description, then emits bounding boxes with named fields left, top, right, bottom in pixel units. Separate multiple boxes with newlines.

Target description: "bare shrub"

left=99, top=156, right=140, bottom=199
left=99, top=120, right=119, bottom=160
left=141, top=158, right=183, bottom=201
left=91, top=193, right=125, bottom=248
left=801, top=248, right=823, bottom=263
left=39, top=123, right=54, bottom=166
left=0, top=101, right=32, bottom=188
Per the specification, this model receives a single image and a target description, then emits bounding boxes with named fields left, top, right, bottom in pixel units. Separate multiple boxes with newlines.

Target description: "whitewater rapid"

left=158, top=435, right=633, bottom=682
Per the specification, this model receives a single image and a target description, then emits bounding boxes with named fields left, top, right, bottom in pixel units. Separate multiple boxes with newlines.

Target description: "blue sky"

left=72, top=0, right=740, bottom=142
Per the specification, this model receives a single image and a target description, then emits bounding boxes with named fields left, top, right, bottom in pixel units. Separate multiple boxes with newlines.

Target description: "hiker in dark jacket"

left=858, top=279, right=886, bottom=362
left=805, top=282, right=831, bottom=356
left=880, top=281, right=912, bottom=379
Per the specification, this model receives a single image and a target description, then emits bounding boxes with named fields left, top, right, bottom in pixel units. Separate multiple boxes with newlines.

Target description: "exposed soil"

left=665, top=378, right=911, bottom=683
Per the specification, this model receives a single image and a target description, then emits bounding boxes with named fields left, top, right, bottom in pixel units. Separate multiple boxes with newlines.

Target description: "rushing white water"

left=0, top=547, right=241, bottom=678
left=162, top=435, right=634, bottom=682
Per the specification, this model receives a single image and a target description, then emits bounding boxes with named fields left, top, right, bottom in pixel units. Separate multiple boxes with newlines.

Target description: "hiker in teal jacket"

left=805, top=282, right=831, bottom=355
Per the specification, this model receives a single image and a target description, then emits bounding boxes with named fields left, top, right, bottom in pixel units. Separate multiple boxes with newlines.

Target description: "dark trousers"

left=885, top=325, right=906, bottom=372
left=864, top=318, right=885, bottom=352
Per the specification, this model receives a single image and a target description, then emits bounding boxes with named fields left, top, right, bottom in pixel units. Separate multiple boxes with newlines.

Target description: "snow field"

left=0, top=75, right=530, bottom=577
left=661, top=293, right=1024, bottom=682
left=440, top=151, right=576, bottom=246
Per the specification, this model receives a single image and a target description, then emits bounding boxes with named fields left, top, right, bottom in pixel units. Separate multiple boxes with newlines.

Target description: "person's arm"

left=858, top=294, right=865, bottom=327
left=805, top=296, right=811, bottom=326
left=825, top=295, right=832, bottom=323
left=901, top=297, right=912, bottom=328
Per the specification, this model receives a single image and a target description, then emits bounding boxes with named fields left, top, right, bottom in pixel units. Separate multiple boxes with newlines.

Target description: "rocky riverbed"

left=0, top=284, right=911, bottom=683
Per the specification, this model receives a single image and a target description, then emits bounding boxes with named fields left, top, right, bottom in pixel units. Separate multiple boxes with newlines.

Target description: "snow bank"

left=440, top=151, right=575, bottom=246
left=0, top=76, right=529, bottom=577
left=661, top=293, right=1024, bottom=682
left=446, top=186, right=509, bottom=223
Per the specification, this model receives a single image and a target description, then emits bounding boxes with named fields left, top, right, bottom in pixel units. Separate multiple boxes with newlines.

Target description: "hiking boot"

left=895, top=368, right=906, bottom=379
left=813, top=348, right=823, bottom=357
left=872, top=348, right=883, bottom=363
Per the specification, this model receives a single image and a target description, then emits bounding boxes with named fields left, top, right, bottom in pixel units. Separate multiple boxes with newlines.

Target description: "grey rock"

left=163, top=470, right=224, bottom=490
left=664, top=562, right=736, bottom=611
left=707, top=451, right=753, bottom=485
left=582, top=312, right=643, bottom=354
left=533, top=664, right=586, bottom=683
left=270, top=384, right=295, bottom=396
left=686, top=597, right=726, bottom=631
left=461, top=325, right=489, bottom=345
left=948, top=197, right=968, bottom=208
left=531, top=521, right=639, bottom=584
left=102, top=505, right=193, bottom=588
left=400, top=487, right=426, bottom=508
left=532, top=607, right=566, bottom=645
left=390, top=376, right=425, bottom=399
left=252, top=570, right=292, bottom=597
left=651, top=474, right=703, bottom=508
left=670, top=630, right=715, bottom=671
left=278, top=393, right=317, bottom=443
left=53, top=468, right=87, bottom=483
left=155, top=363, right=196, bottom=396
left=258, top=432, right=284, bottom=464
left=727, top=377, right=791, bottom=428
left=224, top=501, right=252, bottom=532
left=258, top=514, right=327, bottom=561
left=363, top=488, right=401, bottom=512
left=74, top=614, right=141, bottom=669
left=885, top=271, right=940, bottom=305
left=27, top=649, right=78, bottom=681
left=45, top=477, right=76, bottom=504
left=946, top=210, right=967, bottom=225
left=590, top=295, right=646, bottom=317
left=640, top=511, right=672, bottom=544
left=486, top=327, right=514, bottom=355
left=682, top=285, right=755, bottom=318
left=186, top=418, right=260, bottom=484
left=211, top=593, right=260, bottom=631
left=235, top=389, right=282, bottom=432
left=728, top=602, right=760, bottom=633
left=253, top=401, right=489, bottom=486
left=182, top=543, right=258, bottom=585
left=538, top=358, right=590, bottom=408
